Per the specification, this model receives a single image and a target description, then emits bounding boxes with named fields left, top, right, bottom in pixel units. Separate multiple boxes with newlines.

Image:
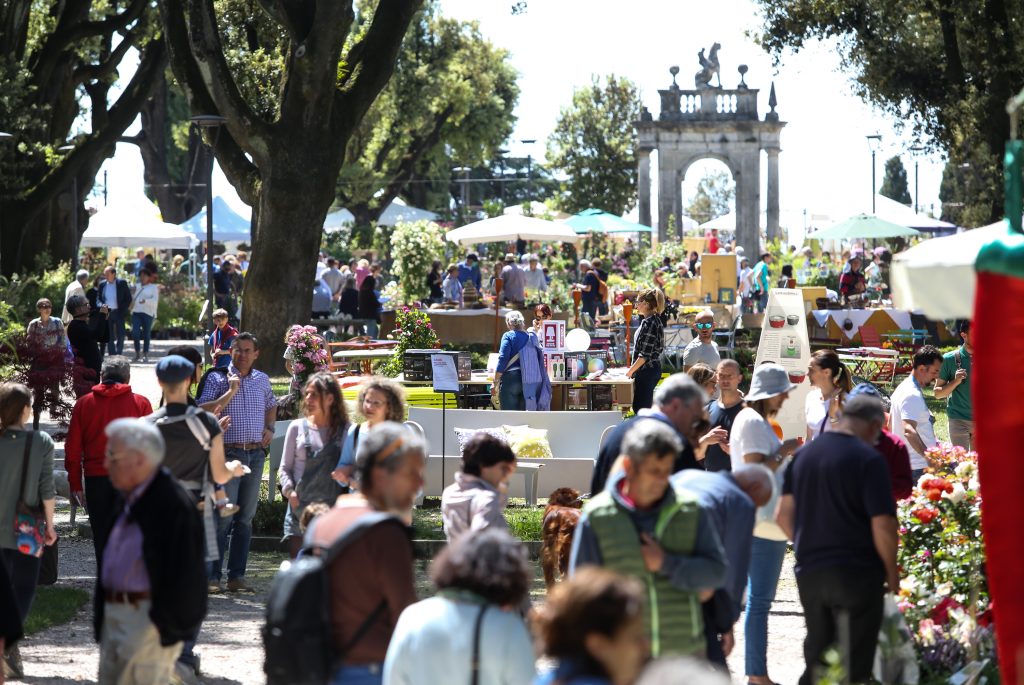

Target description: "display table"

left=381, top=307, right=571, bottom=346
left=396, top=371, right=633, bottom=411
left=836, top=346, right=900, bottom=385
left=809, top=308, right=917, bottom=344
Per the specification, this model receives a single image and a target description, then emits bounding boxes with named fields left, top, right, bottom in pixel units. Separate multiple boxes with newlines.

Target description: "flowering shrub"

left=378, top=306, right=440, bottom=377
left=284, top=325, right=330, bottom=401
left=897, top=448, right=996, bottom=683
left=390, top=220, right=446, bottom=305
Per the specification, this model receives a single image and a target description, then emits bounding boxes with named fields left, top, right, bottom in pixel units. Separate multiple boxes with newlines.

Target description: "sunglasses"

left=695, top=322, right=713, bottom=330
left=37, top=305, right=51, bottom=310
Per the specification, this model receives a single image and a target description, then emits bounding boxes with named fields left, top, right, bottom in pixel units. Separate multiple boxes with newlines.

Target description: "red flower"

left=912, top=507, right=939, bottom=524
left=978, top=606, right=994, bottom=628
left=926, top=489, right=942, bottom=502
left=930, top=596, right=963, bottom=625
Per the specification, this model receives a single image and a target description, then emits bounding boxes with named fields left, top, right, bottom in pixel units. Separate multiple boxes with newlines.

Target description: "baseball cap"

left=156, top=355, right=196, bottom=383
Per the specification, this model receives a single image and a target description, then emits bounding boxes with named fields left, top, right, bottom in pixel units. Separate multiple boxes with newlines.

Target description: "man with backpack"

left=272, top=422, right=422, bottom=685
left=146, top=355, right=247, bottom=681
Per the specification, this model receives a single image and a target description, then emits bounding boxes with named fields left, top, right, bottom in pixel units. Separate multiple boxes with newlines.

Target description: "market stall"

left=808, top=307, right=952, bottom=345
left=381, top=307, right=572, bottom=346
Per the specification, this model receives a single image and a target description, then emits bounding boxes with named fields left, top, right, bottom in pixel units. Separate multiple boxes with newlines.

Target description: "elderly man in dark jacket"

left=93, top=418, right=206, bottom=685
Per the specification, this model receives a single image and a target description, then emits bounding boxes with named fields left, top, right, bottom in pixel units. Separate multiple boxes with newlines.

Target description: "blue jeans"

left=499, top=370, right=525, bottom=410
left=106, top=309, right=126, bottom=354
left=131, top=312, right=154, bottom=356
left=211, top=447, right=265, bottom=582
left=330, top=663, right=382, bottom=685
left=758, top=291, right=770, bottom=312
left=632, top=360, right=662, bottom=414
left=745, top=536, right=788, bottom=677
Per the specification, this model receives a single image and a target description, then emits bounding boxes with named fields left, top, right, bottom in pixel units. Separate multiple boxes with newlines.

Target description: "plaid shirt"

left=197, top=363, right=276, bottom=444
left=632, top=314, right=665, bottom=364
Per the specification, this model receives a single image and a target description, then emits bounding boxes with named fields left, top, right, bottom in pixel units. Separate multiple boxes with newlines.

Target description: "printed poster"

left=753, top=288, right=812, bottom=440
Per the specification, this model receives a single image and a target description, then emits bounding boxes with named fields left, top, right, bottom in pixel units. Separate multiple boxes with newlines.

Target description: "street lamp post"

left=57, top=145, right=80, bottom=270
left=189, top=115, right=227, bottom=363
left=866, top=134, right=882, bottom=214
left=909, top=145, right=925, bottom=214
left=521, top=139, right=536, bottom=204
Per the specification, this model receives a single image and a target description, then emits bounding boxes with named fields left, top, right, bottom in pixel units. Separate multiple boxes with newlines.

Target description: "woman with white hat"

left=729, top=363, right=802, bottom=685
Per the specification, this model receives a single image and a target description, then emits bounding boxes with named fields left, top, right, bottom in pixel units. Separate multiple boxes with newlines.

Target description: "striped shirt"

left=197, top=364, right=276, bottom=444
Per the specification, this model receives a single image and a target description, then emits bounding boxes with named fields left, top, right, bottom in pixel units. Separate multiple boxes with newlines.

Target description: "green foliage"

left=378, top=307, right=441, bottom=377
left=880, top=155, right=912, bottom=206
left=547, top=75, right=641, bottom=215
left=0, top=258, right=74, bottom=323
left=155, top=277, right=206, bottom=333
left=754, top=0, right=1024, bottom=225
left=504, top=506, right=543, bottom=541
left=939, top=155, right=998, bottom=228
left=391, top=220, right=447, bottom=304
left=253, top=497, right=288, bottom=536
left=321, top=229, right=355, bottom=265
left=686, top=171, right=735, bottom=225
left=24, top=586, right=90, bottom=635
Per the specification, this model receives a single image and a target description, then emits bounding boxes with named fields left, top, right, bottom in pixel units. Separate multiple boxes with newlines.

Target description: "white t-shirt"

left=729, top=407, right=786, bottom=540
left=804, top=388, right=831, bottom=439
left=889, top=376, right=936, bottom=469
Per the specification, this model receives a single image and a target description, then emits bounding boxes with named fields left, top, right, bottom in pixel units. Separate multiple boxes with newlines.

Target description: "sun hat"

left=504, top=253, right=515, bottom=263
left=744, top=363, right=798, bottom=402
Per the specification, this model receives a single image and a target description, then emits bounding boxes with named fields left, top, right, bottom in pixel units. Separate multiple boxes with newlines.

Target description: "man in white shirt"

left=321, top=258, right=345, bottom=301
left=889, top=345, right=944, bottom=480
left=63, top=269, right=90, bottom=324
left=683, top=308, right=721, bottom=371
left=522, top=254, right=547, bottom=295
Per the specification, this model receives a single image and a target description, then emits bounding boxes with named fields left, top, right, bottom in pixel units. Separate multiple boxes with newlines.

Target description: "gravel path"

left=18, top=339, right=809, bottom=684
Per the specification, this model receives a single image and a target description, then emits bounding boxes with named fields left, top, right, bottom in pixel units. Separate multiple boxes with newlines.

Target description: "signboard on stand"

left=753, top=288, right=812, bottom=440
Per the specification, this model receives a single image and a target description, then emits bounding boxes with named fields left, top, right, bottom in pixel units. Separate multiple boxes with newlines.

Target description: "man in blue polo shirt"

left=934, top=320, right=973, bottom=450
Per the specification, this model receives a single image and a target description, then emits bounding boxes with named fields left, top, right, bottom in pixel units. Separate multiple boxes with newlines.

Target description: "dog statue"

left=541, top=487, right=584, bottom=591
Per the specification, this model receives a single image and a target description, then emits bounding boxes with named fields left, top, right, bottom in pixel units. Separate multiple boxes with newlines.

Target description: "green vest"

left=585, top=486, right=704, bottom=657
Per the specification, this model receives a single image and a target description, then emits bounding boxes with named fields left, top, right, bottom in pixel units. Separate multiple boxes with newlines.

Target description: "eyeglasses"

left=695, top=322, right=713, bottom=330
left=37, top=304, right=51, bottom=310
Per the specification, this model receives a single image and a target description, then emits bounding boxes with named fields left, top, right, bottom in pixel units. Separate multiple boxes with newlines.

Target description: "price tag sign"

left=430, top=354, right=460, bottom=393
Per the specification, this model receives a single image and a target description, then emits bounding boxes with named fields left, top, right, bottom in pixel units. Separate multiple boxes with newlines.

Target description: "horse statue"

left=694, top=42, right=722, bottom=89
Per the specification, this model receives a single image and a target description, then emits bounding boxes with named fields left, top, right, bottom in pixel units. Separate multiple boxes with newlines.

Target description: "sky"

left=94, top=0, right=949, bottom=243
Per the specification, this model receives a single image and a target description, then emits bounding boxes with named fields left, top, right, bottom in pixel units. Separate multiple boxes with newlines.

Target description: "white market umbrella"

left=890, top=222, right=1008, bottom=318
left=180, top=196, right=251, bottom=242
left=323, top=200, right=438, bottom=232
left=81, top=195, right=198, bottom=249
left=445, top=214, right=580, bottom=245
left=872, top=194, right=957, bottom=232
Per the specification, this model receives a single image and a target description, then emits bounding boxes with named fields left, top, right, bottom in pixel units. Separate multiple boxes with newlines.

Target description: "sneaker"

left=226, top=578, right=254, bottom=593
left=170, top=660, right=199, bottom=685
left=208, top=581, right=222, bottom=594
left=219, top=503, right=240, bottom=518
left=133, top=354, right=141, bottom=363
left=143, top=355, right=150, bottom=363
left=4, top=643, right=23, bottom=680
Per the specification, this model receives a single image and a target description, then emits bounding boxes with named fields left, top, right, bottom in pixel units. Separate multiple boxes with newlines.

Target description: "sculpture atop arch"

left=636, top=49, right=786, bottom=258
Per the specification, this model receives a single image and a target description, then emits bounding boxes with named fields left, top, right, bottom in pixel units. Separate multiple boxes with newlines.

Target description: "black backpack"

left=262, top=511, right=404, bottom=685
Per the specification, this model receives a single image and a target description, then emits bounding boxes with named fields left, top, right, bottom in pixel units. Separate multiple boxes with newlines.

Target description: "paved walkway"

left=19, top=339, right=809, bottom=684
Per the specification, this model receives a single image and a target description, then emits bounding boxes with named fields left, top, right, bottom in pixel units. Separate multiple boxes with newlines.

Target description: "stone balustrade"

left=658, top=86, right=760, bottom=121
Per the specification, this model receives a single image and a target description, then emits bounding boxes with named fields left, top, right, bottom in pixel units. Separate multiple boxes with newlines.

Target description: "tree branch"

left=72, top=29, right=138, bottom=86
left=34, top=0, right=148, bottom=83
left=332, top=0, right=423, bottom=134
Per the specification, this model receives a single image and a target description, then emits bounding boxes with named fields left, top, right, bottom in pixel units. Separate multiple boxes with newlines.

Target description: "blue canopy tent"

left=564, top=208, right=652, bottom=234
left=180, top=196, right=251, bottom=242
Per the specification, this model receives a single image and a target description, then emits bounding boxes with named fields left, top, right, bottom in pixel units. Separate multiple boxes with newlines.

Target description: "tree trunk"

left=241, top=161, right=337, bottom=376
left=350, top=204, right=375, bottom=248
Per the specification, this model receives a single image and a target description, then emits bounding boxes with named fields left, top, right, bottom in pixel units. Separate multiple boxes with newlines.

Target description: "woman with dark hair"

left=777, top=264, right=795, bottom=288
left=625, top=288, right=666, bottom=413
left=533, top=567, right=647, bottom=685
left=805, top=349, right=853, bottom=441
left=426, top=260, right=444, bottom=304
left=440, top=433, right=517, bottom=541
left=333, top=377, right=406, bottom=487
left=0, top=383, right=56, bottom=679
left=532, top=303, right=553, bottom=335
left=357, top=273, right=381, bottom=337
left=383, top=529, right=534, bottom=685
left=279, top=372, right=349, bottom=556
left=164, top=345, right=205, bottom=400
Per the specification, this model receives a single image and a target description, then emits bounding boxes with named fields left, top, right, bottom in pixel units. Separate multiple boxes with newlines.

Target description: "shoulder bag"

left=13, top=432, right=46, bottom=557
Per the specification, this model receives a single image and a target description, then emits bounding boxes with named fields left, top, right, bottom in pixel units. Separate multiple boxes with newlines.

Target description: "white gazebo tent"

left=444, top=214, right=580, bottom=245
left=323, top=199, right=439, bottom=232
left=891, top=222, right=1008, bottom=319
left=81, top=196, right=198, bottom=249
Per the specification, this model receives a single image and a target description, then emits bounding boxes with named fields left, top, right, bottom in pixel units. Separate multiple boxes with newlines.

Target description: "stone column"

left=657, top=155, right=677, bottom=243
left=638, top=149, right=652, bottom=229
left=735, top=149, right=761, bottom=259
left=766, top=146, right=781, bottom=241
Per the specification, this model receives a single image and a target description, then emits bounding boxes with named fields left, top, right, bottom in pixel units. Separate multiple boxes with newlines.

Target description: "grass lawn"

left=24, top=586, right=91, bottom=635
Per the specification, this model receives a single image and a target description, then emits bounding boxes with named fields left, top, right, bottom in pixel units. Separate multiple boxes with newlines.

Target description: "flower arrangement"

left=390, top=220, right=446, bottom=304
left=284, top=325, right=330, bottom=399
left=378, top=306, right=440, bottom=377
left=897, top=448, right=996, bottom=684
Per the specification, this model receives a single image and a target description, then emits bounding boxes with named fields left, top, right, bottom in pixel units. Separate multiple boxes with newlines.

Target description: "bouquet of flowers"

left=378, top=306, right=440, bottom=377
left=896, top=448, right=997, bottom=684
left=284, top=325, right=330, bottom=398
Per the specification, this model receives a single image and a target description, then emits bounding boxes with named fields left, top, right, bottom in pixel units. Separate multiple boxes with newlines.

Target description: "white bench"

left=407, top=407, right=623, bottom=498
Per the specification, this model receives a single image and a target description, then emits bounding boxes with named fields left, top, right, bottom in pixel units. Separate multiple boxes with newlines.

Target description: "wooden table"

left=331, top=348, right=394, bottom=375
left=837, top=347, right=900, bottom=386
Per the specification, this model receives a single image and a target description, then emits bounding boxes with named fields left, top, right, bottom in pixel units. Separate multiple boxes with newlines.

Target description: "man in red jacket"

left=65, top=355, right=153, bottom=559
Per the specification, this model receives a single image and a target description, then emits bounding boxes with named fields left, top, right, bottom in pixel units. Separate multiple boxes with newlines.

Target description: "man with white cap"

left=63, top=269, right=90, bottom=324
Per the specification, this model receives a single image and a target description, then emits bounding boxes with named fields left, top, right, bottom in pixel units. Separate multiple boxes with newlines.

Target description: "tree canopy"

left=685, top=170, right=735, bottom=226
left=880, top=155, right=911, bottom=206
left=754, top=0, right=1024, bottom=222
left=546, top=74, right=640, bottom=216
left=336, top=3, right=518, bottom=243
left=0, top=0, right=165, bottom=275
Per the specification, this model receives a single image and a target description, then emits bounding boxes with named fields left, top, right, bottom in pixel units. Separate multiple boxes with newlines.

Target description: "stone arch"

left=679, top=153, right=738, bottom=180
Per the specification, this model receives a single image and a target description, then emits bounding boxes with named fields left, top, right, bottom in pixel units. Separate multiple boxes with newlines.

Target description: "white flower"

left=955, top=461, right=977, bottom=480
left=942, top=482, right=967, bottom=505
left=968, top=477, right=980, bottom=492
left=900, top=576, right=919, bottom=595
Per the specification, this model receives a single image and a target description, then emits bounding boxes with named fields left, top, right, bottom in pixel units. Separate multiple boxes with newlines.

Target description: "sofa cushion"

left=453, top=426, right=507, bottom=456
left=502, top=425, right=553, bottom=459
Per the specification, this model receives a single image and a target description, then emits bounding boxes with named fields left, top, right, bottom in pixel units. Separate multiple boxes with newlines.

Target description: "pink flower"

left=293, top=362, right=305, bottom=373
left=920, top=550, right=932, bottom=559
